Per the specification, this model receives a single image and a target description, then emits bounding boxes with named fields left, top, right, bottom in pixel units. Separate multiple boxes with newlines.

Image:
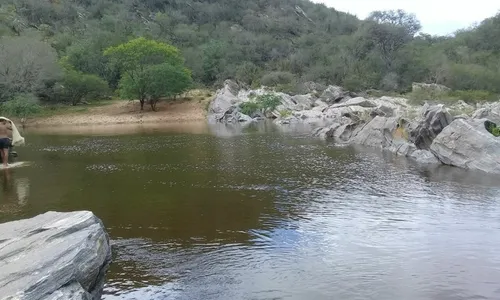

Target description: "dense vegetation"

left=1, top=0, right=500, bottom=115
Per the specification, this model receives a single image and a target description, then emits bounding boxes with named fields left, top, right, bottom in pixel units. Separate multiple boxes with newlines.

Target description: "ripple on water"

left=22, top=131, right=500, bottom=300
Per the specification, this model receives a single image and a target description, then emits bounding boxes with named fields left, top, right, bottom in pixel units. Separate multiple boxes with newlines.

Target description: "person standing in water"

left=0, top=118, right=13, bottom=167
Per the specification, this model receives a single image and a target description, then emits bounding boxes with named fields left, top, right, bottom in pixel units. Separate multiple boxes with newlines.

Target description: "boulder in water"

left=430, top=118, right=500, bottom=174
left=0, top=211, right=112, bottom=300
left=208, top=80, right=241, bottom=122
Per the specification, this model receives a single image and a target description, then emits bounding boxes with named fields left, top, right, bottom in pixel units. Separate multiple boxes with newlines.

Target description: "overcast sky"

left=311, top=0, right=499, bottom=36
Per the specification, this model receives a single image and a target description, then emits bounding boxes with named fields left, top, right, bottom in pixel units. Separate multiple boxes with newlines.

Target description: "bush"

left=488, top=123, right=500, bottom=137
left=260, top=71, right=295, bottom=87
left=61, top=70, right=110, bottom=105
left=239, top=93, right=283, bottom=115
left=279, top=109, right=292, bottom=118
left=1, top=94, right=42, bottom=118
left=406, top=88, right=498, bottom=105
left=256, top=94, right=281, bottom=111
left=447, top=90, right=498, bottom=102
left=239, top=101, right=260, bottom=115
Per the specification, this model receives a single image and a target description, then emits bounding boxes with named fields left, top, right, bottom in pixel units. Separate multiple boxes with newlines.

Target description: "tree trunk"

left=149, top=99, right=158, bottom=111
left=139, top=99, right=145, bottom=110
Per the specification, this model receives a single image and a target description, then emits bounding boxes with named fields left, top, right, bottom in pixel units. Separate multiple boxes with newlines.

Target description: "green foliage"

left=491, top=126, right=500, bottom=137
left=1, top=0, right=500, bottom=100
left=239, top=93, right=282, bottom=115
left=147, top=64, right=192, bottom=99
left=108, top=38, right=192, bottom=110
left=119, top=63, right=192, bottom=111
left=407, top=88, right=498, bottom=104
left=239, top=101, right=260, bottom=116
left=261, top=72, right=295, bottom=87
left=1, top=94, right=42, bottom=118
left=104, top=37, right=184, bottom=72
left=256, top=94, right=282, bottom=112
left=488, top=123, right=500, bottom=137
left=60, top=69, right=110, bottom=105
left=447, top=90, right=498, bottom=102
left=279, top=109, right=292, bottom=118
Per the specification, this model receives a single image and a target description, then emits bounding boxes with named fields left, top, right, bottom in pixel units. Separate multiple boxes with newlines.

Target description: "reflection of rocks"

left=208, top=80, right=500, bottom=173
left=0, top=211, right=112, bottom=300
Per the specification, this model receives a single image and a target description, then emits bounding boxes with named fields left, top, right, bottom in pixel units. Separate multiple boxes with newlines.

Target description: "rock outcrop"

left=409, top=104, right=453, bottom=150
left=0, top=211, right=112, bottom=300
left=430, top=119, right=500, bottom=174
left=208, top=80, right=500, bottom=173
left=472, top=102, right=500, bottom=123
left=208, top=80, right=241, bottom=122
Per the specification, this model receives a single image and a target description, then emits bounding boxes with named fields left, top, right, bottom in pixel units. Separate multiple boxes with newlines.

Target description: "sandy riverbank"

left=27, top=99, right=208, bottom=127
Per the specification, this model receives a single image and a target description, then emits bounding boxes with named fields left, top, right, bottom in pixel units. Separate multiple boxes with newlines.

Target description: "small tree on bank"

left=104, top=37, right=191, bottom=110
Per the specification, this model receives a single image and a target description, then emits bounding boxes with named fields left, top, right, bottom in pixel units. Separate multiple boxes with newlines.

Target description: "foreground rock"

left=0, top=211, right=112, bottom=300
left=431, top=119, right=500, bottom=174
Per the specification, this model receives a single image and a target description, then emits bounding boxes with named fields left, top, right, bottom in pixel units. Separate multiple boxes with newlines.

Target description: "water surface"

left=1, top=122, right=500, bottom=300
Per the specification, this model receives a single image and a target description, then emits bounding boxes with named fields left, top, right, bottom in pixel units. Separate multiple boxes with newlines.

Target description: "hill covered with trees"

left=1, top=0, right=500, bottom=112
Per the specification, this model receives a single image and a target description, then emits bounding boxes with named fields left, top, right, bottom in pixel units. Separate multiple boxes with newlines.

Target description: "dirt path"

left=28, top=99, right=209, bottom=127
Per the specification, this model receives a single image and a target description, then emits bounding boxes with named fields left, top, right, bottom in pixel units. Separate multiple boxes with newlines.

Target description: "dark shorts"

left=0, top=138, right=10, bottom=149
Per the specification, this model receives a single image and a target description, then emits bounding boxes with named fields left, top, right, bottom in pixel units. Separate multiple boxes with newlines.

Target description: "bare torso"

left=0, top=122, right=12, bottom=139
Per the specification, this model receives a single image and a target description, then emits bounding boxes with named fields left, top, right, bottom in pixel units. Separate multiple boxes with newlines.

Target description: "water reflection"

left=0, top=170, right=30, bottom=214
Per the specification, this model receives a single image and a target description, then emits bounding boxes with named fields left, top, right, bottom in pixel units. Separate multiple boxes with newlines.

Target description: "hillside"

left=1, top=0, right=500, bottom=108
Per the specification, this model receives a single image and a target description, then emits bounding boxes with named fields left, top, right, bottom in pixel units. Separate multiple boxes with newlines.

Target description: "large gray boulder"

left=430, top=118, right=500, bottom=174
left=0, top=211, right=112, bottom=300
left=320, top=85, right=352, bottom=104
left=291, top=94, right=315, bottom=110
left=350, top=116, right=399, bottom=148
left=208, top=80, right=240, bottom=122
left=330, top=97, right=376, bottom=109
left=409, top=104, right=453, bottom=150
left=472, top=102, right=500, bottom=123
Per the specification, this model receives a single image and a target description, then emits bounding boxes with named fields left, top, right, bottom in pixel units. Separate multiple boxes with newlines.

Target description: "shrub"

left=447, top=90, right=498, bottom=102
left=488, top=123, right=500, bottom=137
left=279, top=109, right=292, bottom=118
left=260, top=71, right=295, bottom=87
left=62, top=70, right=110, bottom=105
left=256, top=94, right=281, bottom=112
left=1, top=94, right=42, bottom=118
left=239, top=101, right=260, bottom=115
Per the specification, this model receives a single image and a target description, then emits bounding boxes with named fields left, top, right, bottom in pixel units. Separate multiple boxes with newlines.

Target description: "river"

left=1, top=122, right=500, bottom=300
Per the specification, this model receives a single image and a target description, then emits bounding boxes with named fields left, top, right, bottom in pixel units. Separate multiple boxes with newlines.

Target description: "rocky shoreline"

left=0, top=211, right=112, bottom=300
left=208, top=80, right=500, bottom=175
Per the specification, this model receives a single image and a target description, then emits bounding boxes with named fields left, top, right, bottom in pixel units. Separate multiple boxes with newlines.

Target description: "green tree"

left=144, top=63, right=192, bottom=111
left=104, top=37, right=186, bottom=110
left=60, top=69, right=110, bottom=106
left=119, top=64, right=193, bottom=111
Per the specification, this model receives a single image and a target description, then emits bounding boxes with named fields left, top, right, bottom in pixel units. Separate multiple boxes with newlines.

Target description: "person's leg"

left=0, top=140, right=8, bottom=167
left=1, top=149, right=8, bottom=167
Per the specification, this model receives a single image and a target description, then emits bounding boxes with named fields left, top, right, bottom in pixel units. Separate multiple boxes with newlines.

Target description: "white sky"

left=312, top=0, right=500, bottom=36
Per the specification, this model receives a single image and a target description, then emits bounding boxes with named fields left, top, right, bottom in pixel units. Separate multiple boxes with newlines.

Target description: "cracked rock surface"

left=0, top=211, right=112, bottom=300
